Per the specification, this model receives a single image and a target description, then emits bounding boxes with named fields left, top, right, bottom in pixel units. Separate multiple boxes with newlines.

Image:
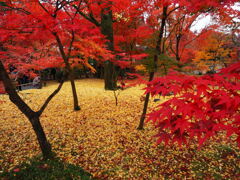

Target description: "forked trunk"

left=53, top=32, right=80, bottom=111
left=0, top=60, right=59, bottom=159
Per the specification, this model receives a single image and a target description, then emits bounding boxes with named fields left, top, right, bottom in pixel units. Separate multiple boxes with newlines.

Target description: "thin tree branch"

left=37, top=80, right=64, bottom=116
left=179, top=30, right=207, bottom=58
left=53, top=32, right=68, bottom=61
left=166, top=6, right=180, bottom=17
left=0, top=2, right=31, bottom=15
left=73, top=0, right=100, bottom=26
left=76, top=9, right=100, bottom=26
left=38, top=0, right=51, bottom=16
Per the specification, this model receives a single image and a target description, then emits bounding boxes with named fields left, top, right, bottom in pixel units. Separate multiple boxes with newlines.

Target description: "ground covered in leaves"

left=0, top=79, right=239, bottom=179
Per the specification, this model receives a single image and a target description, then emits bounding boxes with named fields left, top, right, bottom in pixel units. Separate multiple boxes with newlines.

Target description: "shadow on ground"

left=0, top=155, right=93, bottom=180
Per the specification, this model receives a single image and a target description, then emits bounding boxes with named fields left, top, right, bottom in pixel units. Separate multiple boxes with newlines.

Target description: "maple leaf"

left=147, top=62, right=240, bottom=147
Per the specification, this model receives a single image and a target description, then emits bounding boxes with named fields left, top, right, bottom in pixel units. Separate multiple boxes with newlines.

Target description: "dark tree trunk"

left=104, top=61, right=116, bottom=90
left=30, top=116, right=53, bottom=159
left=0, top=61, right=35, bottom=118
left=100, top=65, right=104, bottom=78
left=176, top=35, right=181, bottom=62
left=138, top=6, right=168, bottom=130
left=137, top=72, right=154, bottom=130
left=101, top=7, right=117, bottom=90
left=69, top=72, right=80, bottom=110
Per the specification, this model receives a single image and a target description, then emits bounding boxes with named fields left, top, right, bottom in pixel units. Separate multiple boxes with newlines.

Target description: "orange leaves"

left=70, top=36, right=113, bottom=71
left=193, top=31, right=235, bottom=72
left=85, top=61, right=96, bottom=73
left=135, top=64, right=147, bottom=73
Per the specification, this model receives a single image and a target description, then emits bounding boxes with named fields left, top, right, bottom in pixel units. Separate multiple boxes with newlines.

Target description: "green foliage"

left=0, top=1, right=7, bottom=6
left=157, top=54, right=179, bottom=72
left=0, top=156, right=93, bottom=180
left=140, top=53, right=180, bottom=75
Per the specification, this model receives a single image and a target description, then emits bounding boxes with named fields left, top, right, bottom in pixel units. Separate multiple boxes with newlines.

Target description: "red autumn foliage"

left=0, top=0, right=111, bottom=75
left=146, top=62, right=240, bottom=147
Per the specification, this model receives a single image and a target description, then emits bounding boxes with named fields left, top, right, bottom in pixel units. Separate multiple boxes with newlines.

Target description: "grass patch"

left=0, top=155, right=93, bottom=180
left=191, top=144, right=240, bottom=179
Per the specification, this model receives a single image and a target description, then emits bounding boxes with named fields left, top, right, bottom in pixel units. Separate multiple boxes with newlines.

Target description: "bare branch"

left=38, top=0, right=51, bottom=16
left=53, top=32, right=67, bottom=60
left=76, top=9, right=100, bottom=26
left=73, top=1, right=100, bottom=27
left=37, top=80, right=64, bottom=116
left=0, top=2, right=31, bottom=15
left=166, top=6, right=180, bottom=17
left=53, top=32, right=72, bottom=72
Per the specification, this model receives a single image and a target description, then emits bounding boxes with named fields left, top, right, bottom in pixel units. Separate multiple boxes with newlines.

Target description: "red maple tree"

left=0, top=0, right=112, bottom=158
left=146, top=62, right=240, bottom=147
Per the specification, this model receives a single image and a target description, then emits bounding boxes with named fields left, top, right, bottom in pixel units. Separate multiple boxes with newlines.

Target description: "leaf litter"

left=0, top=79, right=239, bottom=179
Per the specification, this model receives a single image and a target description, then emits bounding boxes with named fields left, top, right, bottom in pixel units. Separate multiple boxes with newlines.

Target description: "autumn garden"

left=0, top=0, right=240, bottom=179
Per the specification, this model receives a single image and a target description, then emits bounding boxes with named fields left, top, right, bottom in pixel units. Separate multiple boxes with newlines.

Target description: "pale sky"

left=190, top=3, right=240, bottom=33
left=190, top=15, right=212, bottom=33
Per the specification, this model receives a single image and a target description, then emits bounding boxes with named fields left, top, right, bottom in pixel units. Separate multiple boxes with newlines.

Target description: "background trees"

left=193, top=31, right=236, bottom=73
left=75, top=0, right=150, bottom=89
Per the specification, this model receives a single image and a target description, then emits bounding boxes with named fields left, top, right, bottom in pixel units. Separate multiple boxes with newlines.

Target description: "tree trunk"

left=69, top=72, right=80, bottom=110
left=138, top=6, right=168, bottom=130
left=137, top=72, right=154, bottom=130
left=101, top=7, right=117, bottom=90
left=176, top=36, right=181, bottom=61
left=100, top=65, right=104, bottom=78
left=76, top=4, right=117, bottom=90
left=53, top=32, right=80, bottom=111
left=30, top=116, right=53, bottom=159
left=104, top=61, right=116, bottom=90
left=176, top=35, right=181, bottom=63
